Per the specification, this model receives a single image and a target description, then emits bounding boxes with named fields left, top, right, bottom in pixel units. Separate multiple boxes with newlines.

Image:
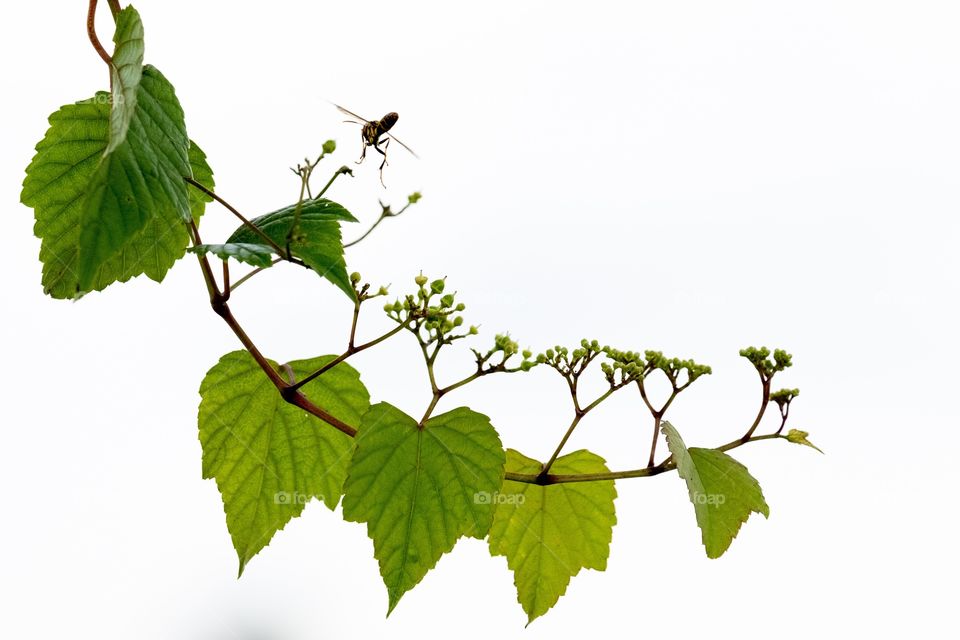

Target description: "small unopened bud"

left=322, top=139, right=337, bottom=154
left=350, top=272, right=361, bottom=285
left=415, top=274, right=428, bottom=286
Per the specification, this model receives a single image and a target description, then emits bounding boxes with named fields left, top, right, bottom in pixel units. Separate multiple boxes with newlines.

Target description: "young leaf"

left=786, top=429, right=824, bottom=454
left=105, top=6, right=144, bottom=154
left=488, top=449, right=617, bottom=625
left=22, top=66, right=196, bottom=298
left=198, top=351, right=369, bottom=575
left=226, top=199, right=357, bottom=299
left=187, top=139, right=215, bottom=220
left=341, top=403, right=505, bottom=615
left=188, top=243, right=275, bottom=268
left=661, top=421, right=769, bottom=559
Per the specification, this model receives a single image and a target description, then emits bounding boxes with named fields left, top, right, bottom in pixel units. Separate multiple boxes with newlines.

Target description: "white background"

left=2, top=1, right=958, bottom=638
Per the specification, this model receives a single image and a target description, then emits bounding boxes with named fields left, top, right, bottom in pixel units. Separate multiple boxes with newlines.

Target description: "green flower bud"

left=441, top=294, right=455, bottom=308
left=350, top=272, right=361, bottom=285
left=415, top=274, right=428, bottom=286
left=322, top=139, right=337, bottom=154
left=469, top=325, right=479, bottom=335
left=522, top=349, right=532, bottom=359
left=377, top=286, right=389, bottom=296
left=408, top=191, right=423, bottom=204
left=455, top=303, right=466, bottom=312
left=430, top=279, right=446, bottom=294
left=453, top=316, right=464, bottom=327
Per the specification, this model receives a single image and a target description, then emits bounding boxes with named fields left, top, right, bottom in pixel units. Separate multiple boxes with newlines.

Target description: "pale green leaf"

left=188, top=243, right=275, bottom=268
left=661, top=421, right=769, bottom=559
left=105, top=6, right=144, bottom=154
left=199, top=350, right=369, bottom=575
left=341, top=403, right=505, bottom=614
left=227, top=199, right=356, bottom=299
left=488, top=449, right=616, bottom=624
left=786, top=429, right=824, bottom=454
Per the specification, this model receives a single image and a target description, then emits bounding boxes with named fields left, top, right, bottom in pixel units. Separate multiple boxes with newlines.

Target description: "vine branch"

left=86, top=0, right=113, bottom=68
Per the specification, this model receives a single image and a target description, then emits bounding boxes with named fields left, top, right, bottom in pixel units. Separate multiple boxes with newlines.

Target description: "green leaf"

left=786, top=429, right=824, bottom=454
left=198, top=350, right=369, bottom=575
left=21, top=66, right=195, bottom=298
left=661, top=421, right=769, bottom=559
left=341, top=403, right=505, bottom=614
left=105, top=6, right=144, bottom=154
left=226, top=199, right=357, bottom=299
left=187, top=139, right=215, bottom=220
left=488, top=449, right=617, bottom=625
left=76, top=65, right=192, bottom=290
left=188, top=243, right=275, bottom=268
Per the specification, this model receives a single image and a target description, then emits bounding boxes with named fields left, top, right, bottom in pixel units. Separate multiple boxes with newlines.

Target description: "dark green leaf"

left=76, top=65, right=192, bottom=290
left=21, top=66, right=195, bottom=298
left=227, top=199, right=356, bottom=299
left=105, top=6, right=144, bottom=154
left=187, top=139, right=215, bottom=220
left=188, top=243, right=275, bottom=268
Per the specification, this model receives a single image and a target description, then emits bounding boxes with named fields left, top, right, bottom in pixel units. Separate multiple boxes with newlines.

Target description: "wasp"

left=335, top=104, right=418, bottom=187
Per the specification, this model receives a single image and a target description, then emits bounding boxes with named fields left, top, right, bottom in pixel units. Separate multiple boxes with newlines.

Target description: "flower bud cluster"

left=769, top=387, right=800, bottom=409
left=644, top=350, right=712, bottom=387
left=600, top=345, right=645, bottom=386
left=475, top=334, right=537, bottom=372
left=349, top=271, right=389, bottom=302
left=740, top=346, right=792, bottom=379
left=384, top=273, right=472, bottom=345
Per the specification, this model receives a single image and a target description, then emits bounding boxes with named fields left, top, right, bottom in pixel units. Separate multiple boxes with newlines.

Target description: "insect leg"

left=373, top=138, right=390, bottom=187
left=356, top=138, right=367, bottom=165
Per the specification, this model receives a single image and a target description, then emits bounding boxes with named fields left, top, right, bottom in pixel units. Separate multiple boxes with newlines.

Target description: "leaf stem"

left=512, top=432, right=786, bottom=485
left=86, top=0, right=113, bottom=68
left=230, top=258, right=283, bottom=291
left=540, top=377, right=629, bottom=477
left=315, top=165, right=351, bottom=201
left=740, top=375, right=771, bottom=442
left=344, top=200, right=412, bottom=249
left=539, top=415, right=583, bottom=476
left=184, top=177, right=288, bottom=258
left=637, top=375, right=681, bottom=467
left=188, top=220, right=356, bottom=437
left=290, top=322, right=407, bottom=391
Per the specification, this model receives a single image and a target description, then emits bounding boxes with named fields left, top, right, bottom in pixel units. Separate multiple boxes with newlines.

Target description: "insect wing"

left=384, top=132, right=419, bottom=158
left=334, top=103, right=371, bottom=124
